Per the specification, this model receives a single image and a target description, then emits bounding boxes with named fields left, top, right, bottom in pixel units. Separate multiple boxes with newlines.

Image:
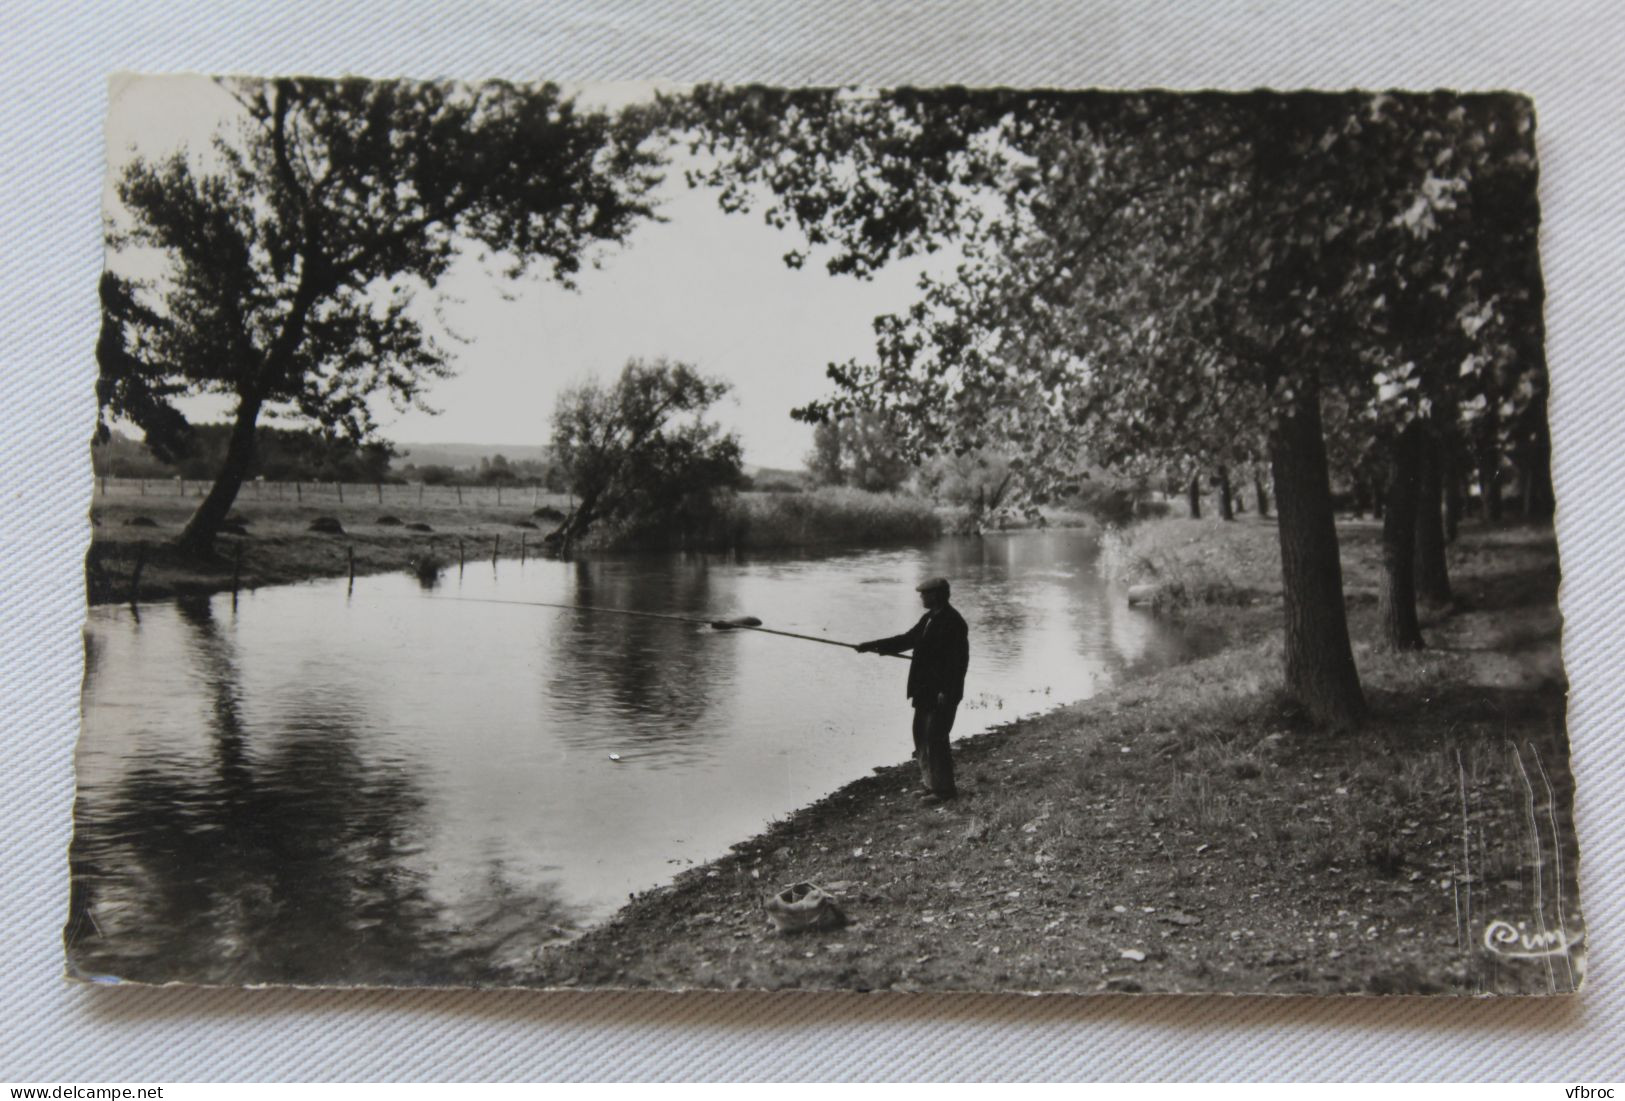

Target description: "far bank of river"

left=86, top=485, right=1056, bottom=605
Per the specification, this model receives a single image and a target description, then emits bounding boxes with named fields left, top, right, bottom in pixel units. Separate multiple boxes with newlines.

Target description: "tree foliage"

left=102, top=76, right=662, bottom=553
left=547, top=358, right=745, bottom=549
left=805, top=409, right=913, bottom=492
left=670, top=85, right=1543, bottom=728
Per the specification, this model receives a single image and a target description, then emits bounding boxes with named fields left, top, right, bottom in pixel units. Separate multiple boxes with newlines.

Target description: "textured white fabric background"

left=2, top=0, right=1622, bottom=1082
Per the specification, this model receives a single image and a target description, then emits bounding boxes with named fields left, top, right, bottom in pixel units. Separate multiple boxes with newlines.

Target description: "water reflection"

left=541, top=558, right=736, bottom=760
left=72, top=530, right=1218, bottom=986
left=69, top=593, right=579, bottom=986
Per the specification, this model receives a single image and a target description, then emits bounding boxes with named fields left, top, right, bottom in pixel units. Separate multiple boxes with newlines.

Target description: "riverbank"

left=523, top=521, right=1579, bottom=995
left=85, top=492, right=568, bottom=605
left=85, top=486, right=1098, bottom=604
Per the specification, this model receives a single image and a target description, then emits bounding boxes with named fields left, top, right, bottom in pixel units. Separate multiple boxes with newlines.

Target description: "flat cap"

left=915, top=576, right=950, bottom=592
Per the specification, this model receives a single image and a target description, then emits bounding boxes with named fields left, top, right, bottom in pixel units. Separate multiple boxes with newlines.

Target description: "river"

left=69, top=529, right=1218, bottom=986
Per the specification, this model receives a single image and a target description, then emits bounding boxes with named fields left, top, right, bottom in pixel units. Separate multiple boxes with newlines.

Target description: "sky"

left=103, top=75, right=953, bottom=471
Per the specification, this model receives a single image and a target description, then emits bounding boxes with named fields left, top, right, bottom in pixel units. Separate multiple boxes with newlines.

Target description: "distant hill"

left=389, top=444, right=806, bottom=484
left=389, top=442, right=552, bottom=471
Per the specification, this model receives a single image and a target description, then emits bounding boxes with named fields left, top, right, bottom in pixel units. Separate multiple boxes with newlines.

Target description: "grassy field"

left=86, top=479, right=576, bottom=604
left=520, top=520, right=1580, bottom=995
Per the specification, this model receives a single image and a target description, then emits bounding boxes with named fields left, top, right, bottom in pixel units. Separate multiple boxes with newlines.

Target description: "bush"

left=1066, top=481, right=1139, bottom=527
left=595, top=486, right=942, bottom=552
left=732, top=487, right=941, bottom=549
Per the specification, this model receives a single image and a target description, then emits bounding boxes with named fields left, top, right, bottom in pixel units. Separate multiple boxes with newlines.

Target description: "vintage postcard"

left=71, top=76, right=1580, bottom=993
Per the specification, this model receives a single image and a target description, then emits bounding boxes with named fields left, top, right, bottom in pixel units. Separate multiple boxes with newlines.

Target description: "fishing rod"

left=427, top=595, right=910, bottom=659
left=710, top=618, right=908, bottom=659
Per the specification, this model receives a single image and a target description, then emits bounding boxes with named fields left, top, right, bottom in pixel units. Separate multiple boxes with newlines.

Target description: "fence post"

left=178, top=479, right=185, bottom=496
left=232, top=542, right=243, bottom=594
left=419, top=484, right=425, bottom=504
left=520, top=533, right=526, bottom=563
left=492, top=534, right=500, bottom=567
left=347, top=544, right=356, bottom=586
left=140, top=480, right=146, bottom=496
left=295, top=480, right=302, bottom=501
left=458, top=538, right=465, bottom=574
left=456, top=485, right=462, bottom=505
left=376, top=483, right=383, bottom=505
left=497, top=484, right=503, bottom=507
left=336, top=481, right=344, bottom=504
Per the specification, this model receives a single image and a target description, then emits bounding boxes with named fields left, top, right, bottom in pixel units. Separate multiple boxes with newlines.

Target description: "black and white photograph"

left=70, top=74, right=1582, bottom=996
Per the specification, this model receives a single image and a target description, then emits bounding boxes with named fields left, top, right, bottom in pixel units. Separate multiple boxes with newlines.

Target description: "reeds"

left=732, top=487, right=941, bottom=549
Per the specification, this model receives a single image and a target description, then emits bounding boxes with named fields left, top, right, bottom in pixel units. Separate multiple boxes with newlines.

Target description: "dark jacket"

left=866, top=604, right=970, bottom=705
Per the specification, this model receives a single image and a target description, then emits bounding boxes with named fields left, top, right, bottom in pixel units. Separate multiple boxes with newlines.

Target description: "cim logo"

left=1483, top=918, right=1574, bottom=959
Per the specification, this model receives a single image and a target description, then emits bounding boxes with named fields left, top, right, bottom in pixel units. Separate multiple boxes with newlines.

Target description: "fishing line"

left=415, top=594, right=911, bottom=659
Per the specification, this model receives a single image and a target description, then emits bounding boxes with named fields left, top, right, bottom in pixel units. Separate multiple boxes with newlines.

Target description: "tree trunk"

left=1477, top=407, right=1504, bottom=521
left=1269, top=385, right=1365, bottom=730
left=1444, top=466, right=1463, bottom=543
left=546, top=488, right=601, bottom=556
left=1216, top=465, right=1235, bottom=521
left=1525, top=402, right=1555, bottom=520
left=1479, top=461, right=1503, bottom=522
left=1380, top=423, right=1426, bottom=650
left=177, top=394, right=263, bottom=557
left=1253, top=473, right=1270, bottom=518
left=1414, top=425, right=1452, bottom=606
left=1517, top=420, right=1555, bottom=521
left=1187, top=473, right=1202, bottom=519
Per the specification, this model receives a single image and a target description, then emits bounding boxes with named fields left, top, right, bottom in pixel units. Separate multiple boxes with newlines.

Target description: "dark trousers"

left=911, top=700, right=958, bottom=796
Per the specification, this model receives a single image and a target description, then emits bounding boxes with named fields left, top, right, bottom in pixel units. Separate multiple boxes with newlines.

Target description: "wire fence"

left=93, top=476, right=571, bottom=512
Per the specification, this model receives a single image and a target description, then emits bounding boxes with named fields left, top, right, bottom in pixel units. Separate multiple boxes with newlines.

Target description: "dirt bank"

left=521, top=522, right=1579, bottom=995
left=86, top=492, right=574, bottom=605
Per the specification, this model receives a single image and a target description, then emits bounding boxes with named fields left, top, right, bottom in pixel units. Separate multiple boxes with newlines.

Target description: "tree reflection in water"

left=541, top=557, right=737, bottom=762
left=67, top=594, right=579, bottom=986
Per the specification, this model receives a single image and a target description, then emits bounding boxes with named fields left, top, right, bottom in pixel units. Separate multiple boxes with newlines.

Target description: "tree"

left=915, top=448, right=1019, bottom=526
left=667, top=87, right=1545, bottom=726
left=1214, top=465, right=1236, bottom=521
left=478, top=454, right=519, bottom=485
left=1347, top=95, right=1540, bottom=642
left=804, top=409, right=914, bottom=491
left=672, top=89, right=1387, bottom=727
left=100, top=77, right=661, bottom=556
left=547, top=358, right=744, bottom=550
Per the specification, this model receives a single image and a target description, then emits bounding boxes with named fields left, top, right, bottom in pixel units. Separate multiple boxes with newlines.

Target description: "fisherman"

left=855, top=577, right=970, bottom=803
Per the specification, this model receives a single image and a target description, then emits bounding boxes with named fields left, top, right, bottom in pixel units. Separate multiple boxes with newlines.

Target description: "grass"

left=940, top=504, right=1102, bottom=536
left=518, top=521, right=1581, bottom=995
left=1098, top=515, right=1391, bottom=610
left=730, top=487, right=943, bottom=549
